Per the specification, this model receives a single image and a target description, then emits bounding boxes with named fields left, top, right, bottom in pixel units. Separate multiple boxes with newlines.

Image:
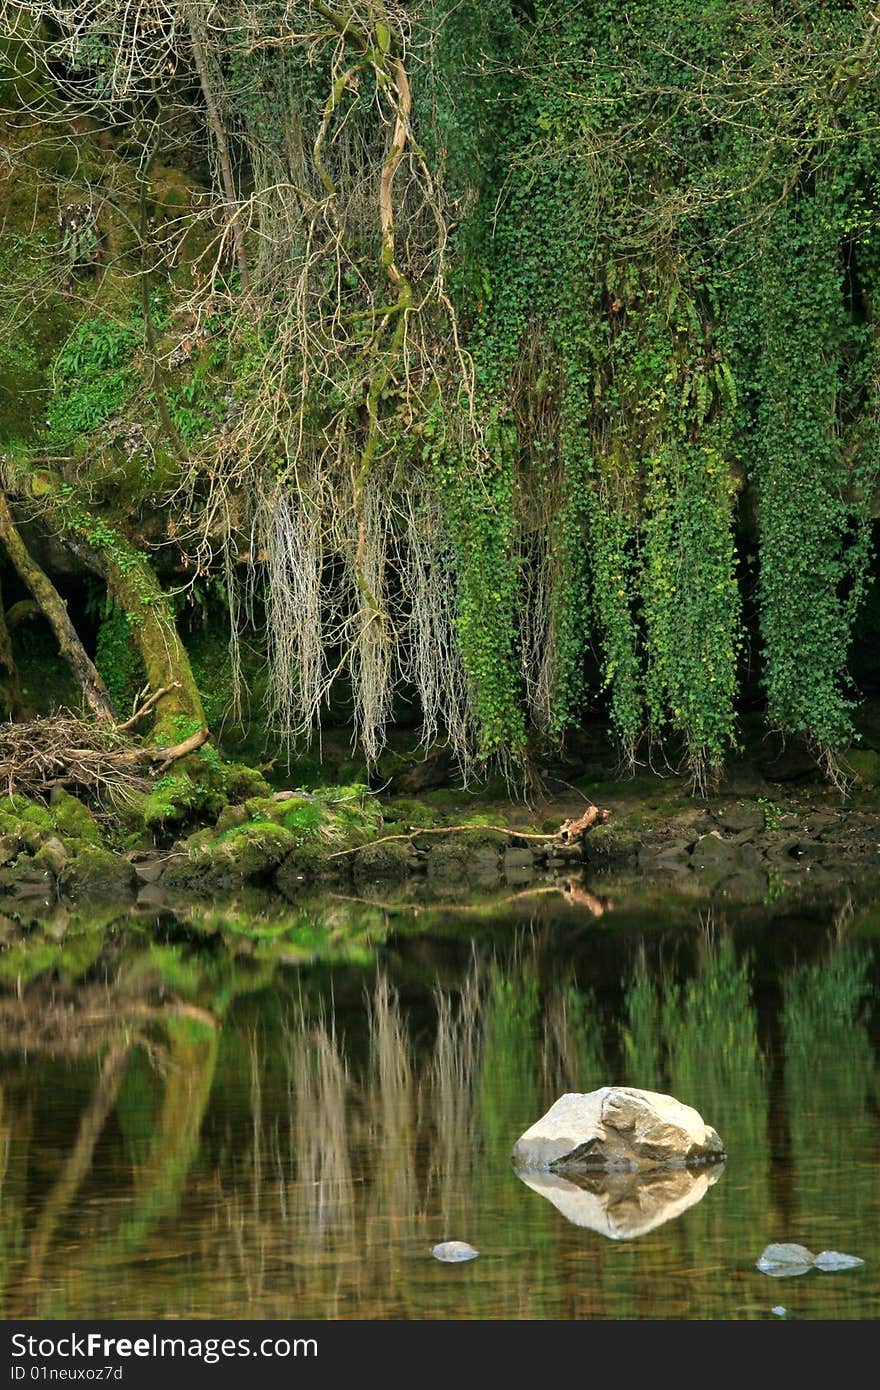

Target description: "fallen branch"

left=327, top=807, right=610, bottom=859
left=558, top=806, right=611, bottom=842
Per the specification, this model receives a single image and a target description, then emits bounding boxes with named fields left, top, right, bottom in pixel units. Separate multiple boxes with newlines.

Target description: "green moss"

left=59, top=845, right=136, bottom=894
left=19, top=802, right=53, bottom=831
left=382, top=797, right=436, bottom=828
left=279, top=801, right=325, bottom=835
left=142, top=773, right=202, bottom=830
left=49, top=789, right=102, bottom=845
left=95, top=606, right=147, bottom=715
left=311, top=783, right=384, bottom=836
left=189, top=820, right=299, bottom=879
left=222, top=764, right=273, bottom=802
left=238, top=795, right=324, bottom=839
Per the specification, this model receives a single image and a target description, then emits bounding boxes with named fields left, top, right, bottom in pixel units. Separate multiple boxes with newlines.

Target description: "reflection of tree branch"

left=12, top=1043, right=132, bottom=1311
left=0, top=994, right=217, bottom=1057
left=101, top=1015, right=218, bottom=1256
left=329, top=884, right=603, bottom=913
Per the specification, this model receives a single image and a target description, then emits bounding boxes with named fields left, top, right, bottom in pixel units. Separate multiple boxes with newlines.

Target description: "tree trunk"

left=185, top=8, right=251, bottom=294
left=14, top=481, right=206, bottom=740
left=0, top=492, right=117, bottom=723
left=89, top=542, right=206, bottom=740
left=0, top=574, right=23, bottom=718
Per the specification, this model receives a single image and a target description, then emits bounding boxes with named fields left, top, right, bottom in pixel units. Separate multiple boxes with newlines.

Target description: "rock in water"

left=511, top=1088, right=725, bottom=1173
left=756, top=1244, right=815, bottom=1278
left=814, top=1251, right=864, bottom=1272
left=431, top=1241, right=479, bottom=1263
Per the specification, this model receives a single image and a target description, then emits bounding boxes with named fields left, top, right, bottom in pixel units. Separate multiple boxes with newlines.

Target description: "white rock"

left=516, top=1162, right=723, bottom=1240
left=431, top=1241, right=479, bottom=1263
left=511, top=1088, right=725, bottom=1173
left=756, top=1243, right=815, bottom=1277
left=814, top=1250, right=864, bottom=1272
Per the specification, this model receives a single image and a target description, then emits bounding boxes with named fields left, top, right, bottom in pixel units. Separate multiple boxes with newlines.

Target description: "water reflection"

left=0, top=886, right=876, bottom=1319
left=516, top=1164, right=725, bottom=1240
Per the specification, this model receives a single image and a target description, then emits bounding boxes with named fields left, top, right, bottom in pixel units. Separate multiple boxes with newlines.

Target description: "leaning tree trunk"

left=0, top=573, right=22, bottom=719
left=11, top=478, right=206, bottom=740
left=0, top=490, right=117, bottom=723
left=79, top=532, right=206, bottom=741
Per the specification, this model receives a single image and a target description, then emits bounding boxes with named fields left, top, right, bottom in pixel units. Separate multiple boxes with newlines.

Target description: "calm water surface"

left=0, top=877, right=878, bottom=1320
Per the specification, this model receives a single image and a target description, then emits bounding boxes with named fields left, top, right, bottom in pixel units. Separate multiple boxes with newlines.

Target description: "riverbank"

left=1, top=759, right=878, bottom=914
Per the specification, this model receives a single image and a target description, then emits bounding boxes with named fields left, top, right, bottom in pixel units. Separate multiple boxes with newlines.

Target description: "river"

left=0, top=873, right=877, bottom=1320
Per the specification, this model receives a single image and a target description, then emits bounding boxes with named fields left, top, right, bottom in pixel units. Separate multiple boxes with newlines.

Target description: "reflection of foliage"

left=543, top=982, right=605, bottom=1095
left=620, top=956, right=664, bottom=1088
left=783, top=943, right=876, bottom=1142
left=478, top=952, right=541, bottom=1160
left=1, top=913, right=878, bottom=1320
left=781, top=942, right=877, bottom=1306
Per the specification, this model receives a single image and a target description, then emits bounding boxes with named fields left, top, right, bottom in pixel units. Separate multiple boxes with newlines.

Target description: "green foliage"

left=429, top=407, right=526, bottom=759
left=142, top=773, right=200, bottom=830
left=642, top=442, right=740, bottom=784
left=95, top=603, right=147, bottom=715
left=47, top=312, right=140, bottom=441
left=8, top=0, right=880, bottom=784
left=757, top=797, right=784, bottom=832
left=430, top=0, right=880, bottom=778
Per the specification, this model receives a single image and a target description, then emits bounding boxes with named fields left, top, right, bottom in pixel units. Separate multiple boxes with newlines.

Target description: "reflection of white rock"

left=512, top=1088, right=725, bottom=1172
left=516, top=1163, right=724, bottom=1240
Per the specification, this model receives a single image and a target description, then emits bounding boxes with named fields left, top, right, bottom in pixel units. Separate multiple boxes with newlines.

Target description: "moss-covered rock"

left=142, top=772, right=215, bottom=830
left=59, top=845, right=137, bottom=895
left=185, top=820, right=301, bottom=881
left=49, top=789, right=103, bottom=845
left=32, top=836, right=69, bottom=875
left=351, top=839, right=417, bottom=882
left=581, top=823, right=641, bottom=869
left=0, top=832, right=22, bottom=866
left=222, top=764, right=273, bottom=802
left=214, top=802, right=250, bottom=834
left=18, top=800, right=53, bottom=831
left=380, top=797, right=436, bottom=829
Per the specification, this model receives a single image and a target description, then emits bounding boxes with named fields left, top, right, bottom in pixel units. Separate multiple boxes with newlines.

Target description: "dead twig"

left=117, top=682, right=182, bottom=732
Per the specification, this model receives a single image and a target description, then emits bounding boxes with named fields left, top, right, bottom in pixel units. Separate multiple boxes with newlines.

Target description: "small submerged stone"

left=756, top=1243, right=815, bottom=1277
left=814, top=1250, right=864, bottom=1272
left=757, top=1243, right=864, bottom=1277
left=431, top=1241, right=479, bottom=1263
